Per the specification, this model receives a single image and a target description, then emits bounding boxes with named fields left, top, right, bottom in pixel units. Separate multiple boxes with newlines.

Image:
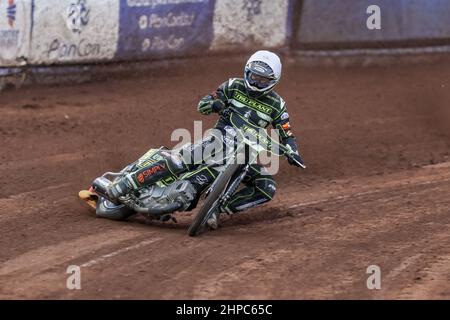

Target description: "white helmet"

left=244, top=50, right=282, bottom=97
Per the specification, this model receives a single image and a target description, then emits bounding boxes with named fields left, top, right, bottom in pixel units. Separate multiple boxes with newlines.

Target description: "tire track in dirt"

left=1, top=57, right=450, bottom=299
left=28, top=164, right=448, bottom=300
left=1, top=161, right=448, bottom=299
left=0, top=170, right=447, bottom=299
left=403, top=253, right=450, bottom=299
left=0, top=229, right=164, bottom=299
left=0, top=152, right=93, bottom=172
left=378, top=231, right=450, bottom=300
left=186, top=166, right=450, bottom=299
left=0, top=148, right=145, bottom=198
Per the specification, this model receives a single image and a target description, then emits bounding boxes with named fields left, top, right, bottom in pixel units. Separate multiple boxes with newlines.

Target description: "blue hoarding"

left=116, top=0, right=215, bottom=60
left=298, top=0, right=450, bottom=45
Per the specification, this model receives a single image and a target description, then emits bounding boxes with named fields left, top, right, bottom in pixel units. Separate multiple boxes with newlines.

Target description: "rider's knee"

left=160, top=150, right=186, bottom=173
left=255, top=177, right=277, bottom=201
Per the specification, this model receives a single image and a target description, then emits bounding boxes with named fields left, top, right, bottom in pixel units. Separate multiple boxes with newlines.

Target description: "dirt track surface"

left=0, top=54, right=449, bottom=299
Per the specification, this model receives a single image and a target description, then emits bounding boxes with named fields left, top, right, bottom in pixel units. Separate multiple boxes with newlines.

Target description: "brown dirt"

left=0, top=54, right=449, bottom=299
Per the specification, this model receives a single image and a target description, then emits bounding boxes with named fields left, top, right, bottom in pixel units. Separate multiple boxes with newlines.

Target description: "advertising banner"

left=210, top=0, right=291, bottom=51
left=116, top=0, right=215, bottom=60
left=0, top=0, right=31, bottom=66
left=298, top=0, right=450, bottom=46
left=30, top=0, right=120, bottom=64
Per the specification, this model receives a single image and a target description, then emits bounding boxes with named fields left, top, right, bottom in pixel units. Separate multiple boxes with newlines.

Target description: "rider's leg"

left=105, top=127, right=227, bottom=202
left=177, top=129, right=228, bottom=168
left=104, top=127, right=226, bottom=199
left=104, top=149, right=187, bottom=201
left=184, top=166, right=219, bottom=194
left=180, top=166, right=220, bottom=211
left=207, top=165, right=277, bottom=229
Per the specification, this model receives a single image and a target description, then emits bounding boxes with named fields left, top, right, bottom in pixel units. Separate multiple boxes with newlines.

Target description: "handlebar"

left=285, top=152, right=307, bottom=169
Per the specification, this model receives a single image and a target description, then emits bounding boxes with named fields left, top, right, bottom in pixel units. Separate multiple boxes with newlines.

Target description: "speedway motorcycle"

left=79, top=107, right=305, bottom=236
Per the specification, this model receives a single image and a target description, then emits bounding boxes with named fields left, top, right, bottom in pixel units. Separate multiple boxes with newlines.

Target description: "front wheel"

left=188, top=163, right=241, bottom=237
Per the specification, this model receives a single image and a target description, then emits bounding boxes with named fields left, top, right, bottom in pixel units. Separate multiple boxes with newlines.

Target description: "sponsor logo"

left=234, top=92, right=272, bottom=114
left=141, top=35, right=184, bottom=52
left=138, top=12, right=195, bottom=30
left=66, top=0, right=90, bottom=34
left=244, top=110, right=252, bottom=119
left=242, top=125, right=271, bottom=148
left=6, top=0, right=15, bottom=28
left=243, top=0, right=262, bottom=22
left=282, top=122, right=291, bottom=130
left=137, top=164, right=165, bottom=184
left=280, top=112, right=289, bottom=120
left=1, top=0, right=20, bottom=50
left=46, top=39, right=100, bottom=59
left=127, top=0, right=209, bottom=8
left=195, top=174, right=209, bottom=186
left=258, top=120, right=268, bottom=127
left=43, top=0, right=106, bottom=61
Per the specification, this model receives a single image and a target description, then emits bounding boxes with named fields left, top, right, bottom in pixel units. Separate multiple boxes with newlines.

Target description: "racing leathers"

left=191, top=78, right=304, bottom=213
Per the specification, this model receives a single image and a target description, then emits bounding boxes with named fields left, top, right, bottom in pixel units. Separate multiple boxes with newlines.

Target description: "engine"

left=139, top=180, right=198, bottom=212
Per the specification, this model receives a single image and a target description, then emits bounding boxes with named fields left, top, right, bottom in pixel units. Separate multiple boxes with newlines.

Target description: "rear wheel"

left=188, top=163, right=241, bottom=237
left=96, top=197, right=135, bottom=221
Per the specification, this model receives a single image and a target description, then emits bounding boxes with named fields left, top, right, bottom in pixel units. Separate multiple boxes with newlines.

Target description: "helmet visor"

left=248, top=71, right=275, bottom=90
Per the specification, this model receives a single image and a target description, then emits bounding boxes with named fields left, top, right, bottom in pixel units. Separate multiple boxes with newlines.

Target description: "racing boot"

left=104, top=173, right=136, bottom=201
left=206, top=211, right=221, bottom=230
left=91, top=172, right=136, bottom=203
left=206, top=205, right=234, bottom=230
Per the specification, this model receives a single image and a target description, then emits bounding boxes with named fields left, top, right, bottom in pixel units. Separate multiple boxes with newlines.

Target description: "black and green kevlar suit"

left=187, top=78, right=301, bottom=213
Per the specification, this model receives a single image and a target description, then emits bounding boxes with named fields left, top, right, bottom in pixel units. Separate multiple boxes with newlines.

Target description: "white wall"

left=29, top=0, right=120, bottom=65
left=0, top=0, right=31, bottom=66
left=210, top=0, right=291, bottom=51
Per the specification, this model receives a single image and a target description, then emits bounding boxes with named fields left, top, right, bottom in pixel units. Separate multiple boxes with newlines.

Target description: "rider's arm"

left=198, top=81, right=229, bottom=115
left=272, top=105, right=305, bottom=167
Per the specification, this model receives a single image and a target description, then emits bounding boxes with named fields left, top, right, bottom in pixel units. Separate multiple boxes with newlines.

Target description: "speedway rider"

left=103, top=50, right=305, bottom=230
